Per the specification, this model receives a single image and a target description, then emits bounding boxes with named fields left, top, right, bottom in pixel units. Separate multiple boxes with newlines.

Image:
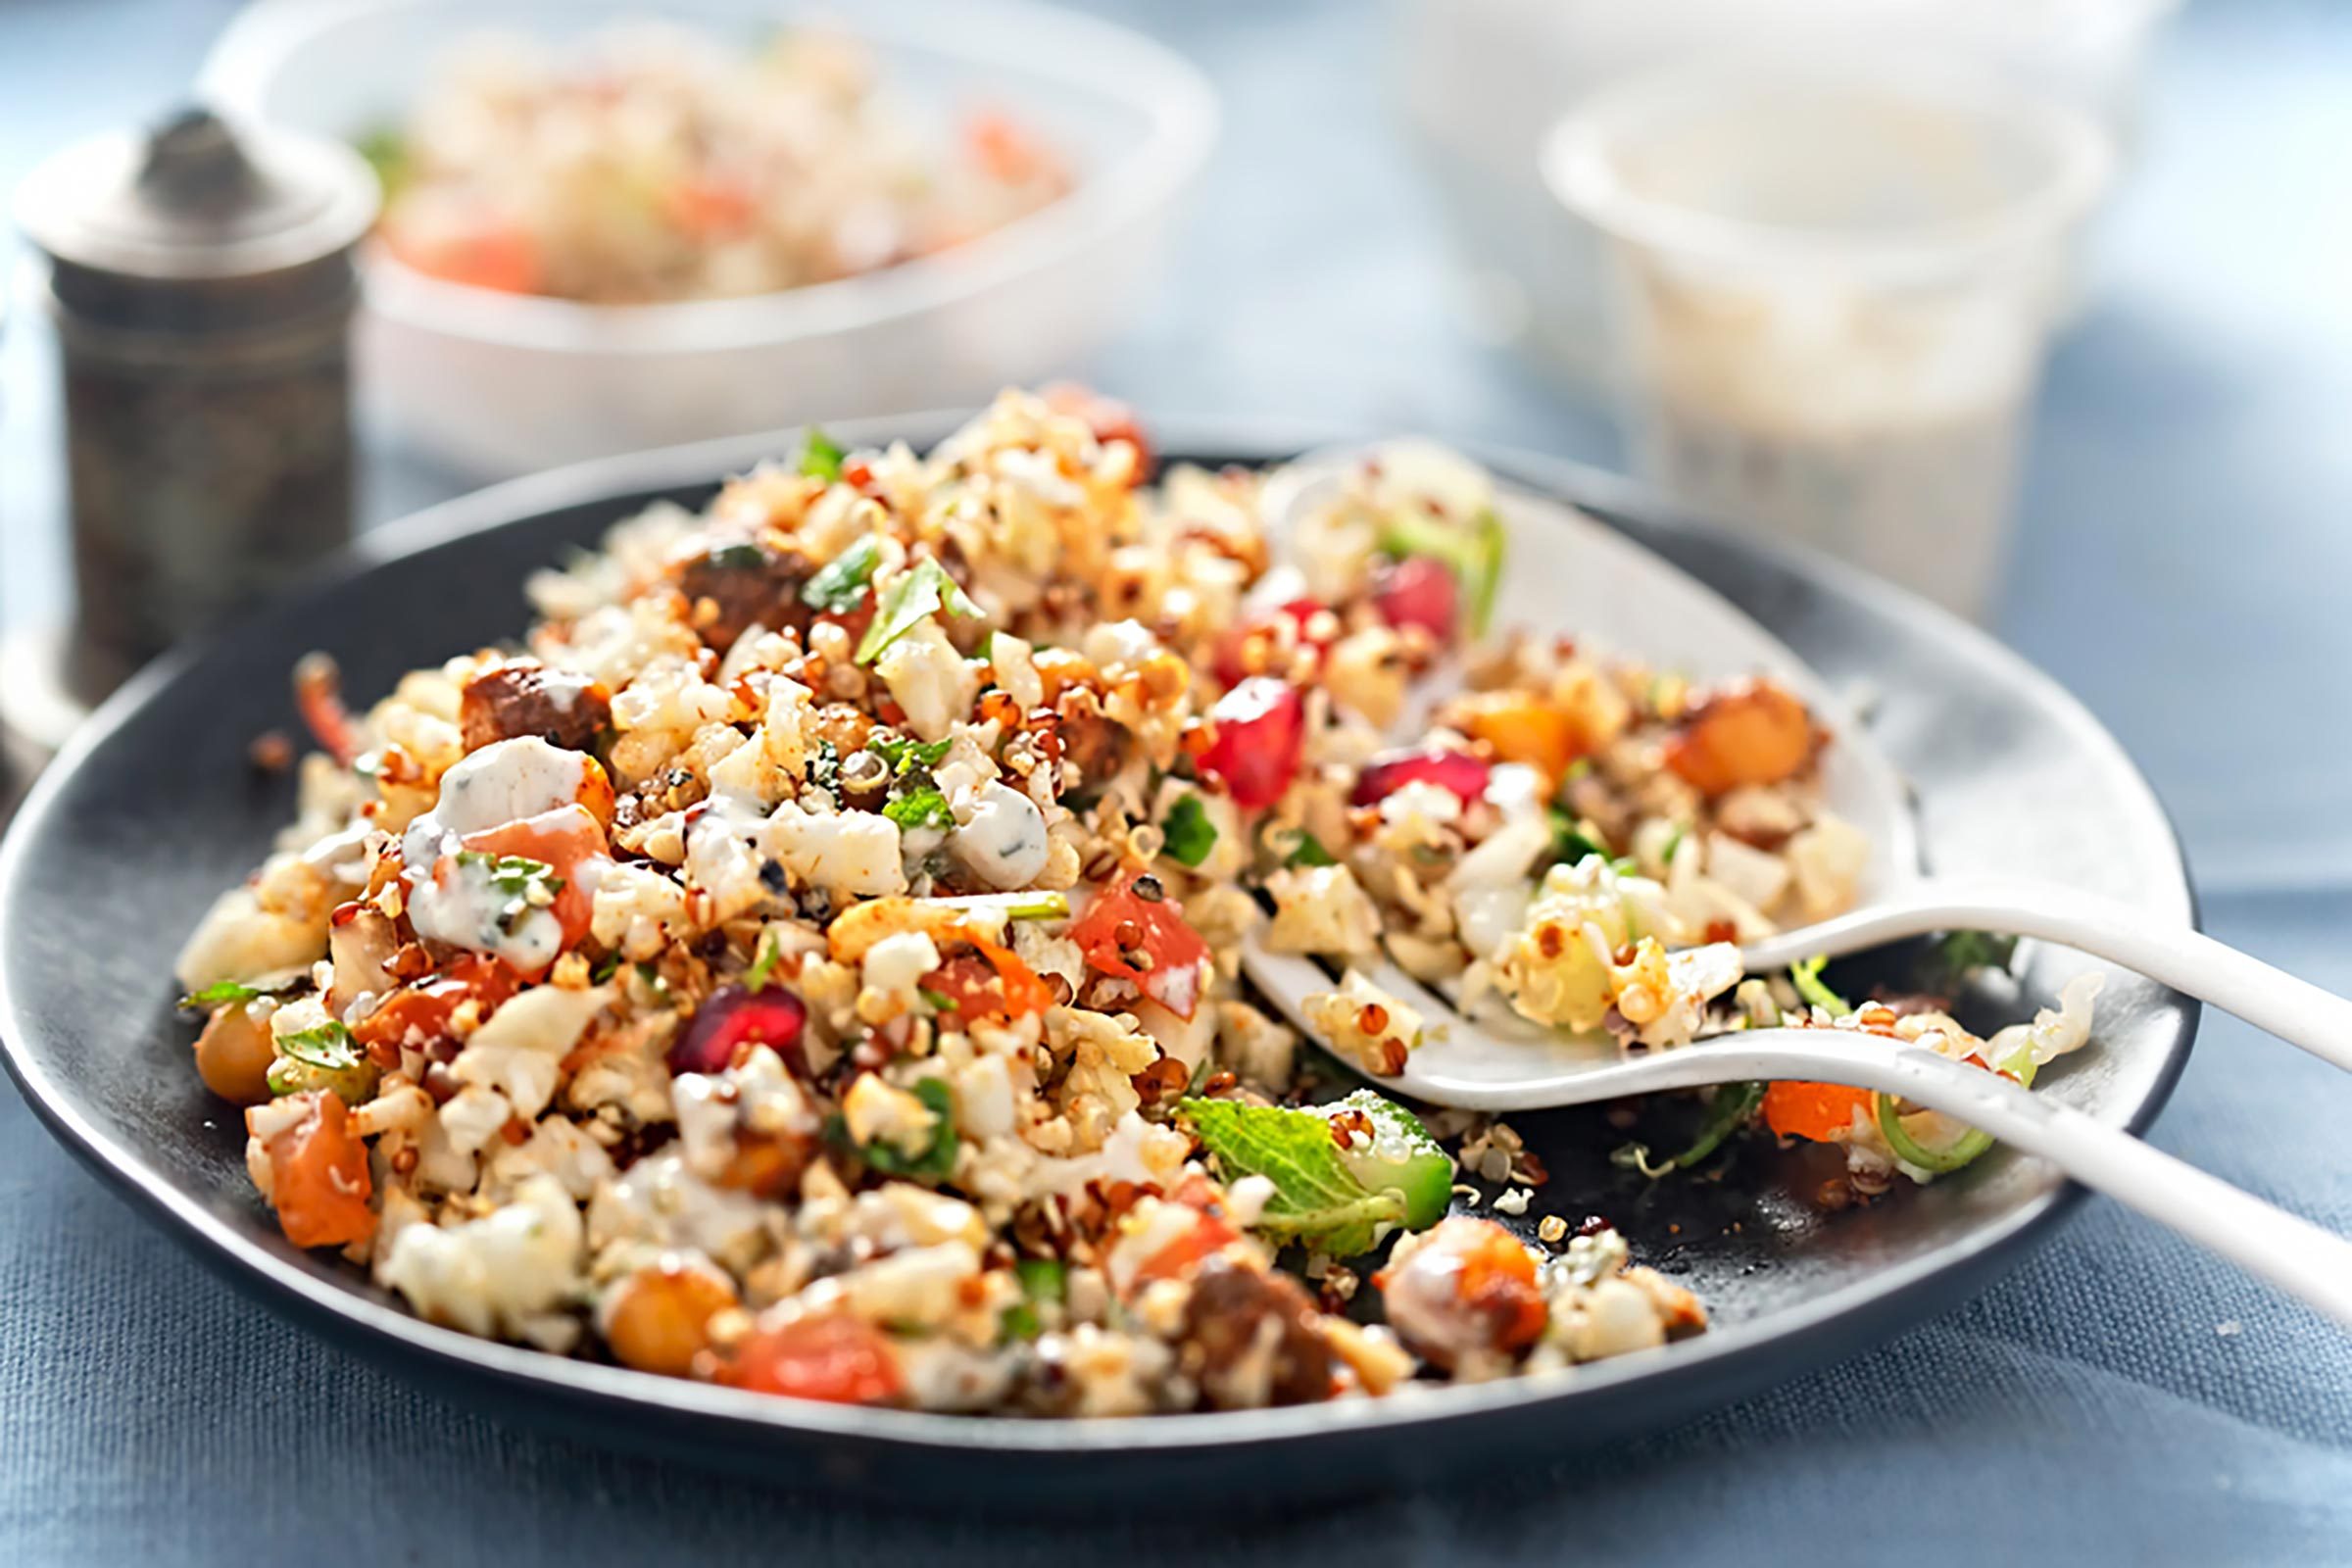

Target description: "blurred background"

left=4, top=0, right=2346, bottom=897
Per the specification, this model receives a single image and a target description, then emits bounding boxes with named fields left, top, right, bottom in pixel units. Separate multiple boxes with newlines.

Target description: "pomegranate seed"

left=667, top=985, right=808, bottom=1077
left=1199, top=677, right=1305, bottom=811
left=1372, top=556, right=1458, bottom=641
left=1348, top=746, right=1491, bottom=808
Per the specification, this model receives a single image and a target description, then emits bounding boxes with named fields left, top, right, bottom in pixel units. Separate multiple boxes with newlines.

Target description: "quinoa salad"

left=363, top=24, right=1071, bottom=304
left=175, top=386, right=2096, bottom=1415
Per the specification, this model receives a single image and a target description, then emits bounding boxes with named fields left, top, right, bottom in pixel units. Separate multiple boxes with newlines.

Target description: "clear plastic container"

left=1543, top=60, right=2112, bottom=618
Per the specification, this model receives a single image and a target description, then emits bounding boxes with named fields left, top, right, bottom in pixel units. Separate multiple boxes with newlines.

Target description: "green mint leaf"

left=269, top=1022, right=376, bottom=1105
left=801, top=535, right=881, bottom=613
left=856, top=558, right=980, bottom=665
left=1159, top=795, right=1218, bottom=868
left=882, top=784, right=954, bottom=831
left=1285, top=829, right=1338, bottom=868
left=1175, top=1096, right=1410, bottom=1257
left=867, top=730, right=953, bottom=771
left=1309, top=1090, right=1453, bottom=1231
left=800, top=427, right=847, bottom=482
left=179, top=980, right=265, bottom=1009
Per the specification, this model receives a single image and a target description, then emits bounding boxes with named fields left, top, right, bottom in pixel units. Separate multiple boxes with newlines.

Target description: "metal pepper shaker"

left=14, top=106, right=378, bottom=705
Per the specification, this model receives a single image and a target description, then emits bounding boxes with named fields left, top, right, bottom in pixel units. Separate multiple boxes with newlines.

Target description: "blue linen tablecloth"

left=3, top=1, right=2348, bottom=1560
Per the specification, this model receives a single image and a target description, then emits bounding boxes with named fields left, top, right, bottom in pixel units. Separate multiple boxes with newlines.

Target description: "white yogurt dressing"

left=401, top=737, right=607, bottom=971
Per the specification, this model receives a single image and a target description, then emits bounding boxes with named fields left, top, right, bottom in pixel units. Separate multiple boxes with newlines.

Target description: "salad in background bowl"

left=201, top=0, right=1217, bottom=476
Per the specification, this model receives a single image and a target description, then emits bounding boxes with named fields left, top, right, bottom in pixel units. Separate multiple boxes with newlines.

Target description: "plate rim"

left=0, top=413, right=2199, bottom=1460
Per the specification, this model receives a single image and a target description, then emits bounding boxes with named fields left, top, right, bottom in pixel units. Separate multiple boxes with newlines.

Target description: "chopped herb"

left=1563, top=757, right=1593, bottom=782
left=744, top=929, right=783, bottom=992
left=855, top=558, right=980, bottom=664
left=268, top=1022, right=377, bottom=1104
left=589, top=953, right=623, bottom=984
left=705, top=541, right=770, bottom=571
left=882, top=784, right=954, bottom=831
left=918, top=986, right=958, bottom=1014
left=809, top=738, right=842, bottom=796
left=1937, top=930, right=2019, bottom=976
left=1377, top=506, right=1507, bottom=636
left=1284, top=829, right=1338, bottom=868
left=1159, top=795, right=1218, bottom=868
left=177, top=980, right=268, bottom=1009
left=1546, top=807, right=1611, bottom=868
left=455, top=851, right=564, bottom=935
left=1660, top=822, right=1688, bottom=866
left=634, top=961, right=672, bottom=1002
left=845, top=1077, right=957, bottom=1180
left=1789, top=956, right=1851, bottom=1016
left=801, top=534, right=881, bottom=612
left=277, top=1022, right=362, bottom=1072
left=1014, top=1256, right=1066, bottom=1301
left=868, top=731, right=954, bottom=771
left=799, top=426, right=847, bottom=483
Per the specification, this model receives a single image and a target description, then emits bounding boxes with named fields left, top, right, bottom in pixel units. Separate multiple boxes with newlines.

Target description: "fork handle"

left=1682, top=1033, right=2352, bottom=1325
left=1740, top=876, right=2352, bottom=1073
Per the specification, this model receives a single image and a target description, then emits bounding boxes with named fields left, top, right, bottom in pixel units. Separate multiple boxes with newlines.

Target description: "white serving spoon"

left=1249, top=945, right=2352, bottom=1326
left=1262, top=449, right=2352, bottom=1070
left=1245, top=448, right=2352, bottom=1324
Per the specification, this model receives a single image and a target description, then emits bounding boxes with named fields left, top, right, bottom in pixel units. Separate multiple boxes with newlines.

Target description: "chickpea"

left=193, top=1004, right=276, bottom=1105
left=603, top=1255, right=740, bottom=1378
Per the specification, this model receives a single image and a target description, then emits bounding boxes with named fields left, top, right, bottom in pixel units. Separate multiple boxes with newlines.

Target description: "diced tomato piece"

left=259, top=1091, right=375, bottom=1250
left=1198, top=677, right=1305, bottom=811
left=922, top=939, right=1053, bottom=1025
left=1761, top=1080, right=1875, bottom=1143
left=1071, top=874, right=1213, bottom=1019
left=351, top=954, right=520, bottom=1060
left=1372, top=556, right=1459, bottom=641
left=966, top=109, right=1056, bottom=185
left=456, top=803, right=607, bottom=955
left=1130, top=1208, right=1241, bottom=1289
left=716, top=1311, right=903, bottom=1405
left=1349, top=746, right=1492, bottom=808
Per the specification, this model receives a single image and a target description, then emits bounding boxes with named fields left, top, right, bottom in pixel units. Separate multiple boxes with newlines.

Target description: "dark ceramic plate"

left=0, top=418, right=2195, bottom=1506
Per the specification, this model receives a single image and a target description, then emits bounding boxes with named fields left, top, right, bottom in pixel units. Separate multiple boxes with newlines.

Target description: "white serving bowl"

left=201, top=0, right=1217, bottom=478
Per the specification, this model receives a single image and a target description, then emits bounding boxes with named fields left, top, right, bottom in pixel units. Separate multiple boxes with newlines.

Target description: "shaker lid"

left=15, top=107, right=377, bottom=281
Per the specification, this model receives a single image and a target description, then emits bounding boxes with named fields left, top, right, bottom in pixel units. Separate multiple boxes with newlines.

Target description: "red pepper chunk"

left=1198, top=677, right=1305, bottom=811
left=1071, top=874, right=1212, bottom=1020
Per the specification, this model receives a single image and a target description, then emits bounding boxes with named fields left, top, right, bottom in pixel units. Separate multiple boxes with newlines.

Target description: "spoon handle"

left=1741, top=877, right=2352, bottom=1073
left=1683, top=1032, right=2352, bottom=1325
